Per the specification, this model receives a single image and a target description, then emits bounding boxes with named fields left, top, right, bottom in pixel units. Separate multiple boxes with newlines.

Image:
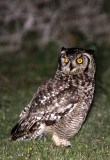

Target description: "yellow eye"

left=64, top=58, right=69, bottom=63
left=76, top=58, right=83, bottom=64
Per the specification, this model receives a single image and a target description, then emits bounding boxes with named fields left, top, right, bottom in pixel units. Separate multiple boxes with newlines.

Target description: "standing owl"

left=11, top=47, right=96, bottom=146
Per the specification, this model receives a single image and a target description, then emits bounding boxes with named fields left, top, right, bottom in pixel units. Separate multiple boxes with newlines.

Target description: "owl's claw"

left=52, top=133, right=71, bottom=146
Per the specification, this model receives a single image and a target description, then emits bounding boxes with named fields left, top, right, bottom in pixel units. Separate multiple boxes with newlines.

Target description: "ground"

left=0, top=45, right=110, bottom=160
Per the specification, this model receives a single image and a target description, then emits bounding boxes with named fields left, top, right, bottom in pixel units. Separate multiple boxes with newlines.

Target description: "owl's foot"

left=52, top=133, right=71, bottom=146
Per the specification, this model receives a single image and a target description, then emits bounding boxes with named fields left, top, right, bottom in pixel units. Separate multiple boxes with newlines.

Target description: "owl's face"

left=58, top=47, right=95, bottom=77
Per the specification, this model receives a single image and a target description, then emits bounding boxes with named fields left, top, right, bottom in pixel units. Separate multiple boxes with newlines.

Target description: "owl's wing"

left=11, top=77, right=78, bottom=140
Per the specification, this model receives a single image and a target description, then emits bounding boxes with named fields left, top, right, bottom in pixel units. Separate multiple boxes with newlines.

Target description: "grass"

left=0, top=46, right=110, bottom=160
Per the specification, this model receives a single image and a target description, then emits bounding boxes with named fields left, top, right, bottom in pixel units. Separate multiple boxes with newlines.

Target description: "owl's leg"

left=52, top=132, right=71, bottom=146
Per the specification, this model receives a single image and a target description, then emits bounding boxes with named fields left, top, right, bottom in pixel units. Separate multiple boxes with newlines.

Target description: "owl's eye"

left=76, top=58, right=83, bottom=64
left=64, top=58, right=69, bottom=63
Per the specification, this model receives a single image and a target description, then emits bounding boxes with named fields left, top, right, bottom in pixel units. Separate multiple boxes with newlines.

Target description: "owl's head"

left=57, top=47, right=96, bottom=78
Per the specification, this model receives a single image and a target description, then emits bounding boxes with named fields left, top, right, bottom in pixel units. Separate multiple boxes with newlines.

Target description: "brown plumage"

left=11, top=47, right=96, bottom=146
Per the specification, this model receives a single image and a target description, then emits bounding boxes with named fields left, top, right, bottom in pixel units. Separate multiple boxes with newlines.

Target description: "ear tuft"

left=86, top=49, right=95, bottom=54
left=61, top=47, right=65, bottom=51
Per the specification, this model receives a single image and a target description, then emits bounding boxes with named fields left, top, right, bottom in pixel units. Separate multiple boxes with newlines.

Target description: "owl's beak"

left=70, top=63, right=74, bottom=71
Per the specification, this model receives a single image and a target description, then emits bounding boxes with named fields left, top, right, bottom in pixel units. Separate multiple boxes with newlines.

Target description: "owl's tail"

left=11, top=118, right=38, bottom=141
left=11, top=119, right=26, bottom=140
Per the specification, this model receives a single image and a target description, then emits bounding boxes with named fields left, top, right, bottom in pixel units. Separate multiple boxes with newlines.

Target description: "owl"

left=11, top=47, right=96, bottom=146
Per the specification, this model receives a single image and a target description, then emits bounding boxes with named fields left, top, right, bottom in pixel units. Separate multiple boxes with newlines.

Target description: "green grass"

left=0, top=47, right=110, bottom=160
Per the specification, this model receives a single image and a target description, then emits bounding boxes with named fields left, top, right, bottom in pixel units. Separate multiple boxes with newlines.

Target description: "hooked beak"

left=70, top=63, right=74, bottom=71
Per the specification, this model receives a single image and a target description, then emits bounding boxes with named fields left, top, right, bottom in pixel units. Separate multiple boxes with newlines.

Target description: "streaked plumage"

left=11, top=47, right=96, bottom=146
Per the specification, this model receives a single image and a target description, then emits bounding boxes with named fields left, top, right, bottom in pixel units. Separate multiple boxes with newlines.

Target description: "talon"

left=52, top=133, right=71, bottom=146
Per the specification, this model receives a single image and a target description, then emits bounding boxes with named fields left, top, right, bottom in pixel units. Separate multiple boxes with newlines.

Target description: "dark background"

left=0, top=0, right=110, bottom=53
